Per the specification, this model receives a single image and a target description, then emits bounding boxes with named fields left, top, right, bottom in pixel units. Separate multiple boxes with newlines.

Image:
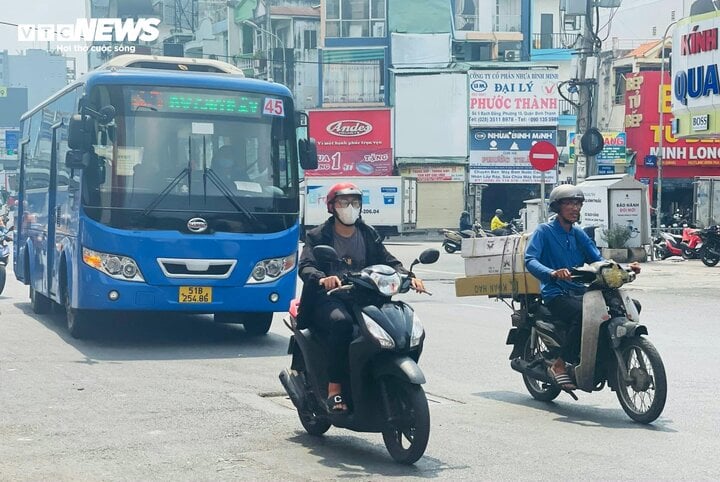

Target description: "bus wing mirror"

left=65, top=149, right=89, bottom=169
left=67, top=114, right=95, bottom=151
left=296, top=111, right=309, bottom=128
left=299, top=138, right=318, bottom=170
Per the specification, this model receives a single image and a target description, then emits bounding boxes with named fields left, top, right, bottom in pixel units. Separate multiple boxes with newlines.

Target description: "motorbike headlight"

left=361, top=313, right=395, bottom=349
left=368, top=270, right=402, bottom=296
left=247, top=254, right=296, bottom=284
left=410, top=311, right=425, bottom=347
left=600, top=264, right=628, bottom=289
left=82, top=247, right=145, bottom=282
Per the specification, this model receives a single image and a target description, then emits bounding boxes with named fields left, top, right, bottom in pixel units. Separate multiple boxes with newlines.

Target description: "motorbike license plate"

left=179, top=286, right=212, bottom=303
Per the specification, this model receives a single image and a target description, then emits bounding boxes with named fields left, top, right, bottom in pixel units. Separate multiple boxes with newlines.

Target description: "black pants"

left=311, top=299, right=354, bottom=384
left=546, top=294, right=584, bottom=363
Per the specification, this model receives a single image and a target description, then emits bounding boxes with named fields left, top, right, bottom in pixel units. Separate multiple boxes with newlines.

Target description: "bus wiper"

left=142, top=168, right=189, bottom=216
left=204, top=167, right=258, bottom=222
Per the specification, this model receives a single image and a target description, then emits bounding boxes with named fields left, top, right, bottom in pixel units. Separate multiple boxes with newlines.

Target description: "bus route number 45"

left=263, top=98, right=285, bottom=117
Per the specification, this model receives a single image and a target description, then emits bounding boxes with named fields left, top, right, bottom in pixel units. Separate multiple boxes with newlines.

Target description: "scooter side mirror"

left=312, top=245, right=341, bottom=264
left=418, top=248, right=440, bottom=265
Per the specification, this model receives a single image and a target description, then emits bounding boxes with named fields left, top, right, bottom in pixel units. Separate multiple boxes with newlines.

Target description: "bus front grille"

left=157, top=258, right=237, bottom=279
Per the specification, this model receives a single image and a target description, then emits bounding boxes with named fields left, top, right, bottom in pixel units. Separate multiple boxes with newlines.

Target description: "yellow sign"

left=0, top=86, right=7, bottom=97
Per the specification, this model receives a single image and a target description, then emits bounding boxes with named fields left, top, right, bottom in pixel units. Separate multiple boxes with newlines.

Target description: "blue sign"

left=644, top=155, right=658, bottom=167
left=598, top=165, right=615, bottom=175
left=639, top=177, right=651, bottom=185
left=470, top=128, right=557, bottom=151
left=4, top=130, right=20, bottom=155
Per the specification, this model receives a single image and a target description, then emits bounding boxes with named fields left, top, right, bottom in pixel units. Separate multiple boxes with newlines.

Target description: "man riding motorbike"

left=297, top=182, right=426, bottom=412
left=490, top=209, right=510, bottom=235
left=524, top=184, right=641, bottom=390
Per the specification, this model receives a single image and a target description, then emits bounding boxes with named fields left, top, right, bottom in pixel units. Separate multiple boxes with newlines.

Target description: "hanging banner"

left=468, top=70, right=560, bottom=127
left=307, top=109, right=392, bottom=176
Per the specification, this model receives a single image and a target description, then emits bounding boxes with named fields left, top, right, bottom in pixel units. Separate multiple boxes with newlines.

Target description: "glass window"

left=372, top=0, right=385, bottom=19
left=326, top=0, right=340, bottom=19
left=342, top=0, right=369, bottom=20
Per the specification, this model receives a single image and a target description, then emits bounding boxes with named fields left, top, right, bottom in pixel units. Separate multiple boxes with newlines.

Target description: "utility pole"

left=574, top=0, right=599, bottom=183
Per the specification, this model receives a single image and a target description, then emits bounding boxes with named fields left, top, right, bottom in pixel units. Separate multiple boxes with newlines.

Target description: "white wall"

left=394, top=73, right=468, bottom=158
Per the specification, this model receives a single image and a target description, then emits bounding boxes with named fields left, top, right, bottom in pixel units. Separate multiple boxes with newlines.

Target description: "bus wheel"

left=30, top=286, right=52, bottom=314
left=64, top=288, right=91, bottom=339
left=243, top=313, right=273, bottom=336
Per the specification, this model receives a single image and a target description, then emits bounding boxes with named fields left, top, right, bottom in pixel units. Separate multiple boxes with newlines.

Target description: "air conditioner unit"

left=504, top=49, right=521, bottom=61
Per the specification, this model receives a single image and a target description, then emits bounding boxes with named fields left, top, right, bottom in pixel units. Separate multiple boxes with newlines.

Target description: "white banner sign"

left=468, top=70, right=560, bottom=126
left=469, top=150, right=557, bottom=184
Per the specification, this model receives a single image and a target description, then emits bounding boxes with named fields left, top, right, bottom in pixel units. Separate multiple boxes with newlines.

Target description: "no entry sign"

left=528, top=141, right=559, bottom=172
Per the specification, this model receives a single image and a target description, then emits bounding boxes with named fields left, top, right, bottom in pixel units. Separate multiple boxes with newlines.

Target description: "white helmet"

left=548, top=184, right=585, bottom=213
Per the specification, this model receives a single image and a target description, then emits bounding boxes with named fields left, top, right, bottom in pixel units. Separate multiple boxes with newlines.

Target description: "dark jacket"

left=296, top=216, right=409, bottom=328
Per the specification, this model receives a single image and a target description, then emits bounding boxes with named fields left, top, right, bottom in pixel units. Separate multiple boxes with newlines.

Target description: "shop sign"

left=672, top=15, right=720, bottom=111
left=692, top=114, right=709, bottom=131
left=626, top=71, right=720, bottom=167
left=596, top=131, right=626, bottom=165
left=469, top=128, right=558, bottom=183
left=468, top=70, right=560, bottom=127
left=406, top=165, right=464, bottom=182
left=307, top=109, right=392, bottom=176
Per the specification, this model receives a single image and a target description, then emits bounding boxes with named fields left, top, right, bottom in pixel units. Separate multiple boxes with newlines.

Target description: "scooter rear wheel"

left=522, top=332, right=561, bottom=402
left=299, top=409, right=331, bottom=436
left=443, top=243, right=457, bottom=254
left=381, top=381, right=430, bottom=465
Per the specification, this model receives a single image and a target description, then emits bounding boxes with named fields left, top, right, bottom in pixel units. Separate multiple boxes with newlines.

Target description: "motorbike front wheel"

left=522, top=331, right=561, bottom=402
left=613, top=337, right=667, bottom=424
left=381, top=380, right=430, bottom=465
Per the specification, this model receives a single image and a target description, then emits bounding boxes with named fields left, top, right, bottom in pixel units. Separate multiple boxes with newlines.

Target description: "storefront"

left=624, top=71, right=720, bottom=223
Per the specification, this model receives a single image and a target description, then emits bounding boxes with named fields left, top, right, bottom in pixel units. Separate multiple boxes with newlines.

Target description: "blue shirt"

left=525, top=219, right=603, bottom=302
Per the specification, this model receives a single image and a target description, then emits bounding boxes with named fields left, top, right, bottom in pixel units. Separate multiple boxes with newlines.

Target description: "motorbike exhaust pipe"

left=510, top=358, right=554, bottom=385
left=279, top=368, right=305, bottom=410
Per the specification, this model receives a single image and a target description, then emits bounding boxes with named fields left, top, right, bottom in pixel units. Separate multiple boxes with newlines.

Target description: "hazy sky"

left=0, top=0, right=89, bottom=75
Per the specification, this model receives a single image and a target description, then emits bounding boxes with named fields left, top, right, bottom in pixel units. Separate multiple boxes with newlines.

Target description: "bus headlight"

left=247, top=254, right=296, bottom=284
left=83, top=247, right=145, bottom=282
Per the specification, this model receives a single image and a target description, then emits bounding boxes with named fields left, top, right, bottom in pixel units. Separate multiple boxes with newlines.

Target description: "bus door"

left=45, top=121, right=63, bottom=299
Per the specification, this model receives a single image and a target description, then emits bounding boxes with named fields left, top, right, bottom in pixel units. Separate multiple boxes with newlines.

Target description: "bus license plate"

left=179, top=286, right=212, bottom=303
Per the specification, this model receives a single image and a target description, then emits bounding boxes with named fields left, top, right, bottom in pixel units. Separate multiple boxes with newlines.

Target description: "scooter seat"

left=460, top=230, right=476, bottom=237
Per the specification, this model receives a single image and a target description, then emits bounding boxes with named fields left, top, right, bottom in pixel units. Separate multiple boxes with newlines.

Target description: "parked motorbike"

left=506, top=260, right=667, bottom=423
left=654, top=231, right=684, bottom=259
left=696, top=225, right=720, bottom=267
left=680, top=226, right=703, bottom=259
left=0, top=225, right=15, bottom=295
left=442, top=222, right=488, bottom=254
left=279, top=245, right=440, bottom=464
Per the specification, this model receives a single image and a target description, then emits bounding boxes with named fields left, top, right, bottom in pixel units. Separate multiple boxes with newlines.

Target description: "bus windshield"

left=83, top=84, right=299, bottom=232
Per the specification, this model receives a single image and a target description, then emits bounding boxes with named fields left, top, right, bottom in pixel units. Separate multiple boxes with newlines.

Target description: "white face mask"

left=335, top=205, right=361, bottom=225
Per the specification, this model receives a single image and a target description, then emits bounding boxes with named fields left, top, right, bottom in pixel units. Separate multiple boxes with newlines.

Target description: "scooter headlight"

left=361, top=313, right=395, bottom=349
left=367, top=266, right=402, bottom=296
left=410, top=311, right=425, bottom=347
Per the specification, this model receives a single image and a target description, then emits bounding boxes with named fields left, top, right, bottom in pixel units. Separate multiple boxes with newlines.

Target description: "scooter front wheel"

left=613, top=336, right=667, bottom=424
left=701, top=253, right=720, bottom=267
left=381, top=380, right=430, bottom=464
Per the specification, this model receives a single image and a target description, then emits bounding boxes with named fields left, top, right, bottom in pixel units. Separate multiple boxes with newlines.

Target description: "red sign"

left=528, top=141, right=558, bottom=171
left=307, top=109, right=392, bottom=177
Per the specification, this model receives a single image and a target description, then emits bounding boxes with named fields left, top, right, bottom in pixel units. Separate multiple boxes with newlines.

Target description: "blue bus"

left=14, top=55, right=317, bottom=338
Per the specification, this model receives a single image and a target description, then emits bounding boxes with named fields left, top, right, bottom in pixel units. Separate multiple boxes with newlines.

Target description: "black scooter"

left=279, top=246, right=439, bottom=464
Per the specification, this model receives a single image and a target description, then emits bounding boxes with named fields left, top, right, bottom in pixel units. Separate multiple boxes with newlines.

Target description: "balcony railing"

left=456, top=14, right=522, bottom=32
left=559, top=99, right=578, bottom=116
left=532, top=32, right=581, bottom=50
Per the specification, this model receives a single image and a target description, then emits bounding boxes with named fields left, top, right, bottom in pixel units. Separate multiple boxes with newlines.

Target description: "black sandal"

left=326, top=394, right=348, bottom=413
